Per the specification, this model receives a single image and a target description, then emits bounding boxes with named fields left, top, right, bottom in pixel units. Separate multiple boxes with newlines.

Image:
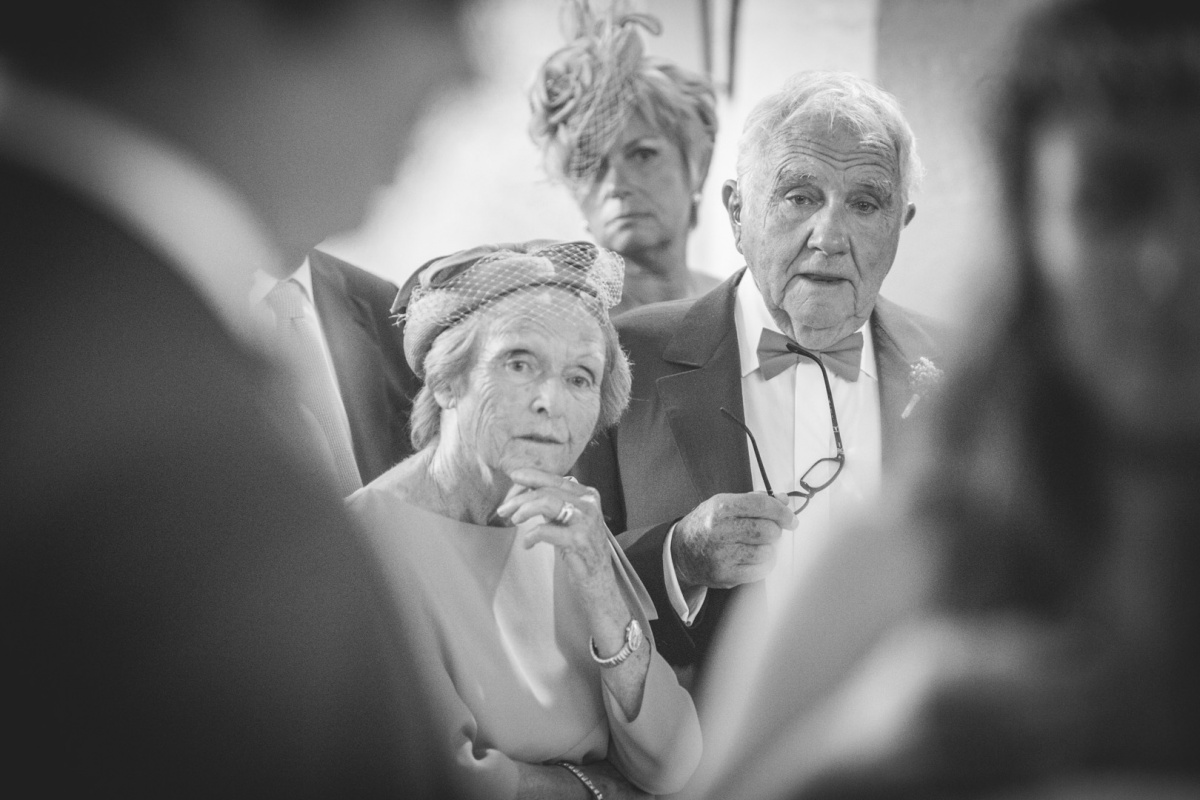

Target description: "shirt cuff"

left=663, top=523, right=708, bottom=626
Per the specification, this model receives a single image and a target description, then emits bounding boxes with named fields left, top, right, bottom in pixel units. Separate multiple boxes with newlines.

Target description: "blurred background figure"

left=688, top=1, right=1200, bottom=798
left=528, top=0, right=721, bottom=316
left=0, top=0, right=472, bottom=795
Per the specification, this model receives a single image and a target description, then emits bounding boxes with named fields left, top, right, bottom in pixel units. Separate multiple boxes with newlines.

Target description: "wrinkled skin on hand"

left=671, top=491, right=797, bottom=591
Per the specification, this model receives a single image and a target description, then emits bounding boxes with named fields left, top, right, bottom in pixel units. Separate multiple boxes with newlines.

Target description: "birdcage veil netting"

left=528, top=0, right=662, bottom=183
left=400, top=240, right=625, bottom=377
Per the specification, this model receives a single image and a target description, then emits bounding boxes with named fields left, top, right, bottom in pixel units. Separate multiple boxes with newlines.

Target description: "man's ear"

left=904, top=203, right=917, bottom=227
left=722, top=179, right=743, bottom=252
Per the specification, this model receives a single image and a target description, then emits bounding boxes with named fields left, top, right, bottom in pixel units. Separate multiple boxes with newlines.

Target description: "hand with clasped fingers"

left=671, top=492, right=798, bottom=593
left=498, top=467, right=652, bottom=721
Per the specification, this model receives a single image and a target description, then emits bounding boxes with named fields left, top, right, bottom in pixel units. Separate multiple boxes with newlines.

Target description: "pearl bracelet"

left=554, top=761, right=604, bottom=800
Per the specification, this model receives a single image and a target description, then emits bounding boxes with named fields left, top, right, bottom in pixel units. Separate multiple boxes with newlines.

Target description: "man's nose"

left=807, top=203, right=850, bottom=255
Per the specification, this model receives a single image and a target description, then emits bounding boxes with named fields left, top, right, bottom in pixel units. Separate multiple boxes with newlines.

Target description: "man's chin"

left=781, top=304, right=859, bottom=348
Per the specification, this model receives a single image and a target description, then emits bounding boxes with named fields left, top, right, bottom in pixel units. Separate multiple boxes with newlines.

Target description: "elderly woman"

left=528, top=2, right=719, bottom=316
left=692, top=2, right=1200, bottom=799
left=349, top=240, right=701, bottom=800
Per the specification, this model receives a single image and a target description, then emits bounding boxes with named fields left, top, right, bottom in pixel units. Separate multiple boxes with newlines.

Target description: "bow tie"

left=756, top=328, right=863, bottom=382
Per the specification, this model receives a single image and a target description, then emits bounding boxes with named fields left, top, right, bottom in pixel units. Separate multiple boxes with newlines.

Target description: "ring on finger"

left=553, top=501, right=577, bottom=526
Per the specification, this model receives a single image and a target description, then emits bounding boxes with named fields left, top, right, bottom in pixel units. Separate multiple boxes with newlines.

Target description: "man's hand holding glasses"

left=671, top=492, right=798, bottom=592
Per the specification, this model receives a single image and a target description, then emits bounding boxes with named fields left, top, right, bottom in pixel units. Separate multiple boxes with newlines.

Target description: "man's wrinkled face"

left=725, top=116, right=914, bottom=349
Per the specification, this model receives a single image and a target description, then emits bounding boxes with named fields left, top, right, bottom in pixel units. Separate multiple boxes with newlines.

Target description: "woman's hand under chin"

left=496, top=466, right=618, bottom=594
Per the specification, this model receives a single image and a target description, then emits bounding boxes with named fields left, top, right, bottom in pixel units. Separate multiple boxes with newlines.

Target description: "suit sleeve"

left=575, top=421, right=731, bottom=674
left=573, top=429, right=696, bottom=668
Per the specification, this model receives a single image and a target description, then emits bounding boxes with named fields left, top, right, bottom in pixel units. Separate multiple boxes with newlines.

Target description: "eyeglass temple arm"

left=785, top=342, right=846, bottom=460
left=719, top=406, right=774, bottom=495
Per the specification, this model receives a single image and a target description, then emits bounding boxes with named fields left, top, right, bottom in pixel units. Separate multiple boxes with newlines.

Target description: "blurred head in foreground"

left=0, top=0, right=474, bottom=266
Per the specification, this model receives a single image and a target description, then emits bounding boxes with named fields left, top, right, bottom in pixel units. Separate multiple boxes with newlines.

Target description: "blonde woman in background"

left=529, top=1, right=720, bottom=317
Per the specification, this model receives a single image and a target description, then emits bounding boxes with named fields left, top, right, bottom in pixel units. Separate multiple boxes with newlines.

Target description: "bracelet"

left=554, top=761, right=604, bottom=800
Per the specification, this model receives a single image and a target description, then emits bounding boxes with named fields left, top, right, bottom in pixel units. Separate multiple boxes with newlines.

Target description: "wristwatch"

left=590, top=619, right=644, bottom=668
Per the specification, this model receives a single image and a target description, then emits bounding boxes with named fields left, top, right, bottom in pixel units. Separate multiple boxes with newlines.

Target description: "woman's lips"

left=519, top=434, right=565, bottom=445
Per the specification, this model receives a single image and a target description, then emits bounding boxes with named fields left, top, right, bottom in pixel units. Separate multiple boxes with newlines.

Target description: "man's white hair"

left=735, top=70, right=924, bottom=204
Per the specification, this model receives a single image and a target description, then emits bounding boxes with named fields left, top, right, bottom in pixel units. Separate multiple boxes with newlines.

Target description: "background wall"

left=322, top=0, right=1047, bottom=325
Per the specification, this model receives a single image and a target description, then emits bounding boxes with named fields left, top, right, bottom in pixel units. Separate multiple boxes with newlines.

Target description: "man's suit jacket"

left=0, top=158, right=450, bottom=796
left=309, top=249, right=419, bottom=481
left=573, top=268, right=948, bottom=675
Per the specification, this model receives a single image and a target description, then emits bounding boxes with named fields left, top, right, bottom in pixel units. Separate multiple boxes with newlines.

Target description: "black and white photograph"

left=4, top=1, right=1198, bottom=798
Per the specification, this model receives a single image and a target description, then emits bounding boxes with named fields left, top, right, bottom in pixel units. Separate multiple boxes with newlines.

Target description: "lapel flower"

left=902, top=356, right=944, bottom=419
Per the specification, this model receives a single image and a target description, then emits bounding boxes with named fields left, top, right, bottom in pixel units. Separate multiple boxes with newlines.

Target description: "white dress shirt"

left=0, top=72, right=281, bottom=345
left=664, top=273, right=883, bottom=623
left=249, top=258, right=353, bottom=429
left=251, top=260, right=361, bottom=493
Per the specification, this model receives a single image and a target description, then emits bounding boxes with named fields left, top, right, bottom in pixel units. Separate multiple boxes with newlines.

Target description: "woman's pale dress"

left=348, top=478, right=701, bottom=800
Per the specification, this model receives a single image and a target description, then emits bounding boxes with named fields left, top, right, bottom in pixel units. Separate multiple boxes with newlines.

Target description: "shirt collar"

left=0, top=73, right=282, bottom=343
left=250, top=257, right=315, bottom=307
left=734, top=268, right=877, bottom=382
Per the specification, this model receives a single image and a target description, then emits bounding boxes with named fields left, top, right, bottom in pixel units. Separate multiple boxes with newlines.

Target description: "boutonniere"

left=902, top=356, right=944, bottom=419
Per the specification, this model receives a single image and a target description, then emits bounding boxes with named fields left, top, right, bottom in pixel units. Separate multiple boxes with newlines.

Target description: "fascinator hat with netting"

left=528, top=0, right=717, bottom=189
left=393, top=240, right=625, bottom=378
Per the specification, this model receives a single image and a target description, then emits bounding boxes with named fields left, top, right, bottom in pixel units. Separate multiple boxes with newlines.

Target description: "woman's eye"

left=631, top=147, right=658, bottom=162
left=567, top=373, right=595, bottom=389
left=506, top=358, right=532, bottom=374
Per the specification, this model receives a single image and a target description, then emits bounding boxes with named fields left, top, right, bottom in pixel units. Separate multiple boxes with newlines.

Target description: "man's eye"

left=786, top=194, right=815, bottom=206
left=852, top=200, right=880, bottom=213
left=632, top=147, right=658, bottom=162
left=506, top=358, right=532, bottom=373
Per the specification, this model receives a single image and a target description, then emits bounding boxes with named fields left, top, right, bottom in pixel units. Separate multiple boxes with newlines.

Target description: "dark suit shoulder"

left=872, top=295, right=955, bottom=362
left=311, top=248, right=400, bottom=301
left=614, top=295, right=698, bottom=339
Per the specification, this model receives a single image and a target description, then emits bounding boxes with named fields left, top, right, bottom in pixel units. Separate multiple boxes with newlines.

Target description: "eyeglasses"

left=721, top=341, right=845, bottom=513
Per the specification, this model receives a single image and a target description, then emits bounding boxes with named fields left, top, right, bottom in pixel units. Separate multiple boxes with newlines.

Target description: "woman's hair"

left=528, top=2, right=718, bottom=198
left=883, top=11, right=1200, bottom=784
left=736, top=70, right=924, bottom=204
left=916, top=0, right=1200, bottom=620
left=991, top=0, right=1200, bottom=271
left=408, top=297, right=632, bottom=451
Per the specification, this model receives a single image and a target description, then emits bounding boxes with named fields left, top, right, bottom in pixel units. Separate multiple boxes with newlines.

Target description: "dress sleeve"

left=416, top=627, right=523, bottom=800
left=600, top=538, right=703, bottom=795
left=349, top=492, right=523, bottom=800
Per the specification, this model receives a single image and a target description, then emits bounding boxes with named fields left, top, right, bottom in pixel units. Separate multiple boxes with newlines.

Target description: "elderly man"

left=574, top=70, right=948, bottom=688
left=0, top=0, right=469, bottom=795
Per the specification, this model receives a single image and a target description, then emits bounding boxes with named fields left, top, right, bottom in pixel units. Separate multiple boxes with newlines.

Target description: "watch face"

left=628, top=619, right=644, bottom=650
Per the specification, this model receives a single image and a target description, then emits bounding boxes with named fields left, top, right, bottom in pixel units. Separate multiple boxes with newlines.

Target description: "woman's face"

left=1029, top=113, right=1200, bottom=436
left=572, top=113, right=694, bottom=263
left=450, top=291, right=607, bottom=477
